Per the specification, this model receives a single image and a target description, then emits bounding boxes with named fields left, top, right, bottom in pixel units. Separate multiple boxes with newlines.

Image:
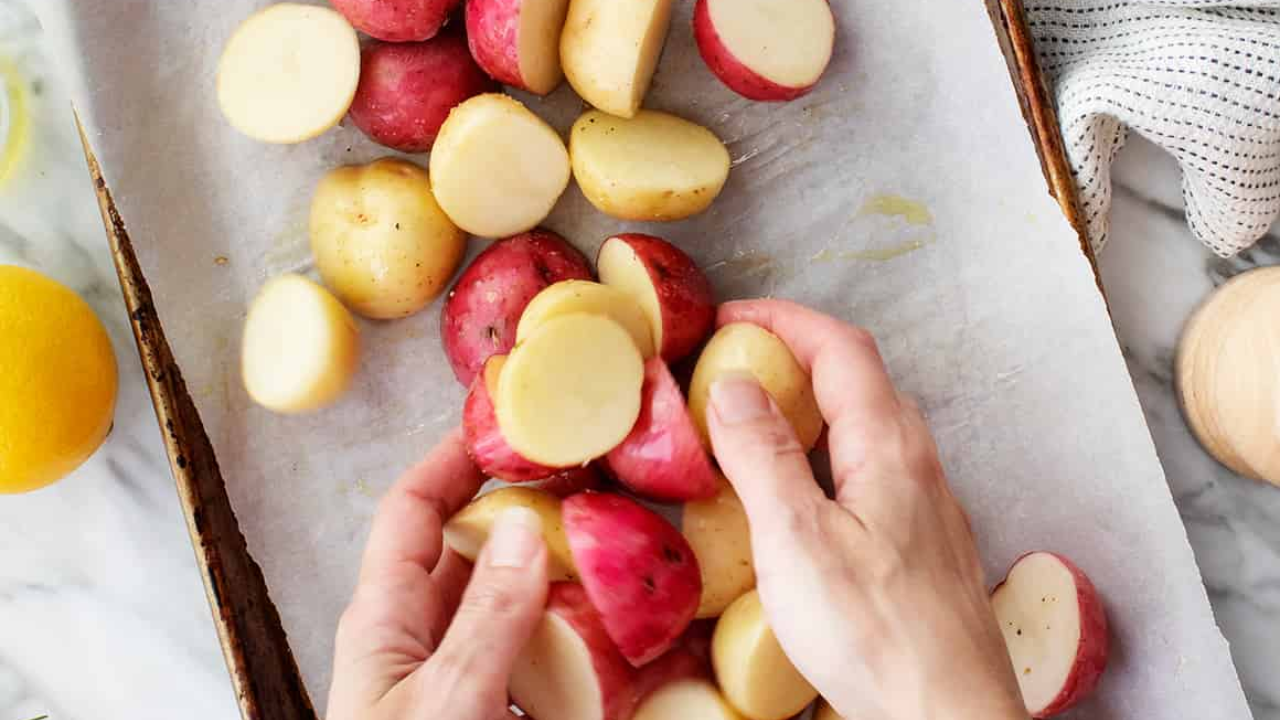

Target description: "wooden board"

left=78, top=2, right=1083, bottom=718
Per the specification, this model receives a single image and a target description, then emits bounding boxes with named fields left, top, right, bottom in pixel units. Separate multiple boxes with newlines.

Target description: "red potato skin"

left=462, top=356, right=561, bottom=481
left=349, top=33, right=496, bottom=153
left=527, top=464, right=606, bottom=497
left=603, top=234, right=714, bottom=363
left=465, top=0, right=524, bottom=89
left=691, top=0, right=824, bottom=102
left=330, top=0, right=461, bottom=42
left=441, top=230, right=592, bottom=386
left=995, top=552, right=1110, bottom=718
left=631, top=623, right=715, bottom=705
left=606, top=358, right=718, bottom=501
left=533, top=582, right=639, bottom=720
left=563, top=493, right=702, bottom=667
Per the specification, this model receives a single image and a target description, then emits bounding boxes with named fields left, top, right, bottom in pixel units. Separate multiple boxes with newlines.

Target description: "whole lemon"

left=0, top=265, right=118, bottom=493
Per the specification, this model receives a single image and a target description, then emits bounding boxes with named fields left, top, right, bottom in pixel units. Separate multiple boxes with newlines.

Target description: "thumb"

left=428, top=507, right=549, bottom=703
left=707, top=375, right=827, bottom=533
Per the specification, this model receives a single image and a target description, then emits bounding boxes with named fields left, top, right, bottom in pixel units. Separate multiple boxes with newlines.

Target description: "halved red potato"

left=563, top=492, right=702, bottom=667
left=633, top=623, right=715, bottom=705
left=511, top=582, right=638, bottom=720
left=441, top=229, right=592, bottom=386
left=991, top=551, right=1109, bottom=718
left=348, top=32, right=495, bottom=153
left=597, top=233, right=715, bottom=363
left=527, top=464, right=606, bottom=498
left=216, top=4, right=360, bottom=144
left=496, top=315, right=645, bottom=467
left=466, top=0, right=571, bottom=94
left=606, top=358, right=718, bottom=502
left=463, top=355, right=563, bottom=482
left=330, top=0, right=460, bottom=42
left=517, top=280, right=657, bottom=359
left=442, top=486, right=577, bottom=581
left=692, top=0, right=835, bottom=102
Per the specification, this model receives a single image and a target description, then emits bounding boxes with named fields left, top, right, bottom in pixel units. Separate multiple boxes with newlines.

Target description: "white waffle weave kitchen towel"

left=1023, top=1, right=1280, bottom=257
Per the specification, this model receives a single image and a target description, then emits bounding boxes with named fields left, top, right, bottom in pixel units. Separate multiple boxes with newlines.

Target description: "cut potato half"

left=429, top=93, right=571, bottom=237
left=241, top=274, right=360, bottom=413
left=635, top=679, right=745, bottom=720
left=467, top=0, right=571, bottom=94
left=517, top=280, right=655, bottom=359
left=570, top=110, right=730, bottom=222
left=217, top=4, right=360, bottom=143
left=497, top=314, right=645, bottom=466
left=694, top=0, right=834, bottom=101
left=991, top=552, right=1109, bottom=718
left=560, top=0, right=674, bottom=117
left=712, top=590, right=817, bottom=720
left=443, top=486, right=577, bottom=581
left=684, top=477, right=755, bottom=618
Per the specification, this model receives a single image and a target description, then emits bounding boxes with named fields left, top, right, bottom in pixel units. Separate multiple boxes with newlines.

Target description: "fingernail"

left=711, top=375, right=773, bottom=424
left=487, top=507, right=543, bottom=568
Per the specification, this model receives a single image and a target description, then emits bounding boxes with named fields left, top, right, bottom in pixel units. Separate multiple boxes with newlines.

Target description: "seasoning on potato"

left=310, top=158, right=467, bottom=320
left=570, top=110, right=731, bottom=222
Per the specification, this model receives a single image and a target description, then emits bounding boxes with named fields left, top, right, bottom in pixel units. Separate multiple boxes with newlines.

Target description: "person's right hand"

left=705, top=300, right=1027, bottom=720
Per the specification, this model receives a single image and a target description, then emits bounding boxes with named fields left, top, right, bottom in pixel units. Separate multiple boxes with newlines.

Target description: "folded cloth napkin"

left=1024, top=1, right=1280, bottom=257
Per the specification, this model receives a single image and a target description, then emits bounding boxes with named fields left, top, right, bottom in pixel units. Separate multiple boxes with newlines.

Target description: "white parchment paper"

left=42, top=0, right=1251, bottom=716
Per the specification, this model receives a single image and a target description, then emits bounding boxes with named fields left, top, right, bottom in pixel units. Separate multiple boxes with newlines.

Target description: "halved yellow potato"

left=517, top=280, right=655, bottom=358
left=689, top=323, right=823, bottom=450
left=560, top=0, right=674, bottom=118
left=241, top=274, right=360, bottom=413
left=712, top=590, right=817, bottom=720
left=497, top=313, right=645, bottom=466
left=683, top=476, right=755, bottom=618
left=443, top=486, right=577, bottom=581
left=217, top=4, right=360, bottom=143
left=570, top=110, right=730, bottom=222
left=635, top=679, right=745, bottom=720
left=429, top=93, right=571, bottom=238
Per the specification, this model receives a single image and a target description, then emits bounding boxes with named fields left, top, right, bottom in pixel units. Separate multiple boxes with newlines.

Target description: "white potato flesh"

left=570, top=110, right=730, bottom=222
left=689, top=323, right=823, bottom=450
left=443, top=487, right=577, bottom=581
left=216, top=4, right=360, bottom=144
left=560, top=0, right=674, bottom=118
left=516, top=280, right=655, bottom=359
left=596, top=237, right=665, bottom=350
left=991, top=553, right=1083, bottom=713
left=497, top=314, right=644, bottom=466
left=707, top=0, right=835, bottom=88
left=520, top=0, right=572, bottom=94
left=310, top=158, right=466, bottom=320
left=511, top=612, right=604, bottom=720
left=683, top=477, right=755, bottom=618
left=429, top=93, right=571, bottom=238
left=712, top=590, right=817, bottom=720
left=242, top=274, right=360, bottom=413
left=635, top=680, right=745, bottom=720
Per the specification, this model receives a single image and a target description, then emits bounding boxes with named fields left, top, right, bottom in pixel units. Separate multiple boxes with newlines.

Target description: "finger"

left=428, top=507, right=550, bottom=703
left=429, top=548, right=474, bottom=644
left=360, top=428, right=485, bottom=586
left=707, top=375, right=830, bottom=535
left=716, top=300, right=910, bottom=509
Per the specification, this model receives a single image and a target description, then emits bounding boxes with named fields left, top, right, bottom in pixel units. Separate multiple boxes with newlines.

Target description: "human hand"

left=326, top=429, right=549, bottom=720
left=705, top=300, right=1027, bottom=720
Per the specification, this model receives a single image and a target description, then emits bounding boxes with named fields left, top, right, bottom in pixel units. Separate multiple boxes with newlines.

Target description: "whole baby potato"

left=310, top=158, right=466, bottom=320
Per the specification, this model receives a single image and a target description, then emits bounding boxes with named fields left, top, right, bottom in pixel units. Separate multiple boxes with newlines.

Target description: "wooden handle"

left=76, top=114, right=317, bottom=720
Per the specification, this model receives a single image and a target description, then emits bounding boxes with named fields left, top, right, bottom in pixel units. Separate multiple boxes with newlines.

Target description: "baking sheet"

left=42, top=0, right=1250, bottom=716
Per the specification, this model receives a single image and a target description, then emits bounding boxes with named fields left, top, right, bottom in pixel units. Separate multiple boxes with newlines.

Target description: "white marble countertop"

left=1, top=3, right=1277, bottom=720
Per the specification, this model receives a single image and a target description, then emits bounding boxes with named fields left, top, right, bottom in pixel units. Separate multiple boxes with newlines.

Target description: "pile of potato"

left=220, top=0, right=1110, bottom=718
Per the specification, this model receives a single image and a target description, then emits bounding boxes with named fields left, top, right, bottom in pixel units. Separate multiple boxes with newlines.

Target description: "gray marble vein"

left=0, top=3, right=1275, bottom=719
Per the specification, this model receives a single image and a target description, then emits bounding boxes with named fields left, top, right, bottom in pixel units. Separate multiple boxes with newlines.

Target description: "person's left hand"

left=327, top=428, right=549, bottom=720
